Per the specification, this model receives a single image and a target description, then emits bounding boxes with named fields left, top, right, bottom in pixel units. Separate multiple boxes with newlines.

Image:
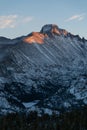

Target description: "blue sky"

left=0, top=0, right=87, bottom=39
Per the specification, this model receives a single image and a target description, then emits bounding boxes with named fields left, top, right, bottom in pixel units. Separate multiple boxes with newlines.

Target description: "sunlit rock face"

left=23, top=32, right=46, bottom=44
left=0, top=24, right=87, bottom=115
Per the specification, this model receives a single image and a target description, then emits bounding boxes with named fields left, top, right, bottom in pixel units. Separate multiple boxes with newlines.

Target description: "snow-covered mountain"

left=0, top=24, right=87, bottom=115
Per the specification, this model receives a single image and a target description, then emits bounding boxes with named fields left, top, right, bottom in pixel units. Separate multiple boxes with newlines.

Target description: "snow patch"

left=22, top=100, right=39, bottom=108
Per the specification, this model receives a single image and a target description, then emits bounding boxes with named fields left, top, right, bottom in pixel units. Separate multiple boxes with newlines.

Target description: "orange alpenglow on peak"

left=23, top=32, right=48, bottom=44
left=23, top=24, right=69, bottom=44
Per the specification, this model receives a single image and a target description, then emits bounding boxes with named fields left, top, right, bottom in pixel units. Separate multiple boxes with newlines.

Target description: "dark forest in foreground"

left=0, top=106, right=87, bottom=130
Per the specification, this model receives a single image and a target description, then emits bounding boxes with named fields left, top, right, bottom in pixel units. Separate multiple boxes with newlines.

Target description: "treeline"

left=0, top=106, right=87, bottom=130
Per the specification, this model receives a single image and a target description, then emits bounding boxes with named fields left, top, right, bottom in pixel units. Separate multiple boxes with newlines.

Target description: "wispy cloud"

left=65, top=13, right=86, bottom=22
left=22, top=16, right=33, bottom=23
left=0, top=15, right=18, bottom=29
left=0, top=15, right=33, bottom=29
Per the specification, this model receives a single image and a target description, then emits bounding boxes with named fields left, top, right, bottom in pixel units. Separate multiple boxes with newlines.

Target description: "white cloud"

left=0, top=15, right=33, bottom=29
left=65, top=13, right=86, bottom=22
left=0, top=15, right=18, bottom=29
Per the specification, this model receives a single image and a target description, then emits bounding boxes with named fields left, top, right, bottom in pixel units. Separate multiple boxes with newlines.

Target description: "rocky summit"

left=0, top=24, right=87, bottom=115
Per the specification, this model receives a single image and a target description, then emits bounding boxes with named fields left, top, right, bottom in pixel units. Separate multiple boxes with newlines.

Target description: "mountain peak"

left=23, top=24, right=69, bottom=44
left=40, top=24, right=58, bottom=33
left=40, top=24, right=68, bottom=36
